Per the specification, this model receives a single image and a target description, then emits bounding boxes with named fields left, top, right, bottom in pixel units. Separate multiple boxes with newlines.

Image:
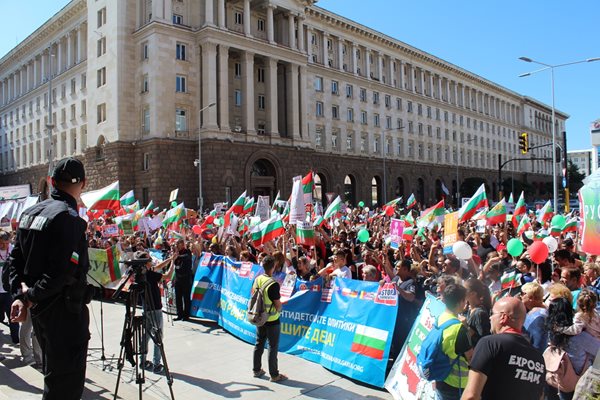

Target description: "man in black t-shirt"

left=462, top=297, right=544, bottom=400
left=173, top=239, right=193, bottom=321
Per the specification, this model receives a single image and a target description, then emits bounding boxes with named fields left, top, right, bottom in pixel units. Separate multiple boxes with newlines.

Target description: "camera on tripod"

left=112, top=252, right=151, bottom=299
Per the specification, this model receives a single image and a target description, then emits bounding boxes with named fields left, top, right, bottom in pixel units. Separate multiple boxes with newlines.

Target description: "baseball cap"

left=496, top=243, right=507, bottom=252
left=52, top=157, right=85, bottom=183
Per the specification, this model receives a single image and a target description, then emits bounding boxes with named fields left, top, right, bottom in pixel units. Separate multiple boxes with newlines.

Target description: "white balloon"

left=452, top=241, right=473, bottom=260
left=364, top=207, right=370, bottom=212
left=542, top=236, right=558, bottom=253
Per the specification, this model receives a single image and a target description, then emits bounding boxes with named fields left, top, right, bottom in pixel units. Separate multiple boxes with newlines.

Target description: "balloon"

left=357, top=228, right=370, bottom=243
left=192, top=225, right=202, bottom=235
left=171, top=201, right=177, bottom=208
left=364, top=207, right=370, bottom=213
left=211, top=236, right=218, bottom=244
left=551, top=215, right=566, bottom=229
left=214, top=217, right=223, bottom=227
left=507, top=238, right=524, bottom=257
left=529, top=241, right=549, bottom=264
left=210, top=210, right=216, bottom=217
left=452, top=241, right=472, bottom=260
left=542, top=236, right=558, bottom=253
left=385, top=206, right=395, bottom=216
left=205, top=215, right=215, bottom=224
left=358, top=201, right=365, bottom=207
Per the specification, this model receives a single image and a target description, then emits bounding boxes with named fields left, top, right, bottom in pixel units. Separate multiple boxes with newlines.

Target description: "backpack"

left=417, top=318, right=461, bottom=382
left=247, top=276, right=275, bottom=327
left=543, top=345, right=581, bottom=393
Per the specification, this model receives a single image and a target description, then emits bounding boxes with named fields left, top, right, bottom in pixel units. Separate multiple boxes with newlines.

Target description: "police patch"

left=29, top=216, right=49, bottom=231
left=19, top=215, right=33, bottom=229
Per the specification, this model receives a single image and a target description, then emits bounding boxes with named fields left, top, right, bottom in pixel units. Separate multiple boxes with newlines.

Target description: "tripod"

left=86, top=273, right=118, bottom=371
left=112, top=265, right=175, bottom=400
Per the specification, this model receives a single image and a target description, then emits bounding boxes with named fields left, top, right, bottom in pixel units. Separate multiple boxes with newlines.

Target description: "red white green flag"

left=402, top=227, right=414, bottom=241
left=81, top=181, right=120, bottom=211
left=192, top=281, right=209, bottom=301
left=385, top=197, right=402, bottom=207
left=144, top=200, right=155, bottom=216
left=538, top=200, right=553, bottom=224
left=302, top=171, right=314, bottom=204
left=404, top=211, right=415, bottom=227
left=512, top=191, right=526, bottom=228
left=550, top=224, right=563, bottom=237
left=563, top=217, right=578, bottom=233
left=107, top=245, right=122, bottom=281
left=517, top=215, right=531, bottom=236
left=406, top=193, right=417, bottom=209
left=323, top=195, right=342, bottom=220
left=486, top=199, right=507, bottom=226
left=501, top=270, right=522, bottom=290
left=458, top=184, right=488, bottom=223
left=508, top=192, right=514, bottom=204
left=417, top=199, right=445, bottom=227
left=120, top=190, right=135, bottom=206
left=230, top=191, right=247, bottom=215
left=296, top=222, right=315, bottom=247
left=251, top=215, right=285, bottom=247
left=242, top=197, right=255, bottom=215
left=350, top=324, right=388, bottom=360
left=162, top=202, right=185, bottom=228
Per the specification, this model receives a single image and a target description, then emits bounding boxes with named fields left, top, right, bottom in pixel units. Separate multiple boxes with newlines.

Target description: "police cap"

left=52, top=157, right=85, bottom=183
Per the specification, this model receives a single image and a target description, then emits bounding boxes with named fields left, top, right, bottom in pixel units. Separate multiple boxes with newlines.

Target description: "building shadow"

left=170, top=371, right=271, bottom=398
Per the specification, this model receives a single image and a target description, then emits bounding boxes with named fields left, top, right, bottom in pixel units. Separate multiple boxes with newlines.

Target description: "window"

left=386, top=116, right=392, bottom=129
left=97, top=103, right=106, bottom=124
left=257, top=68, right=265, bottom=83
left=234, top=63, right=242, bottom=78
left=257, top=123, right=266, bottom=135
left=397, top=97, right=402, bottom=110
left=70, top=104, right=76, bottom=120
left=407, top=101, right=413, bottom=113
left=175, top=75, right=186, bottom=92
left=97, top=7, right=106, bottom=28
left=417, top=103, right=422, bottom=116
left=142, top=74, right=148, bottom=93
left=143, top=154, right=150, bottom=171
left=346, top=133, right=353, bottom=151
left=234, top=11, right=243, bottom=25
left=373, top=91, right=379, bottom=104
left=142, top=42, right=149, bottom=60
left=71, top=78, right=76, bottom=94
left=96, top=67, right=106, bottom=87
left=427, top=106, right=432, bottom=118
left=361, top=111, right=367, bottom=125
left=331, top=80, right=338, bottom=95
left=173, top=14, right=183, bottom=25
left=418, top=123, right=423, bottom=135
left=316, top=101, right=323, bottom=117
left=97, top=37, right=106, bottom=57
left=314, top=76, right=323, bottom=91
left=408, top=121, right=413, bottom=133
left=385, top=95, right=391, bottom=108
left=397, top=118, right=403, bottom=129
left=257, top=95, right=265, bottom=110
left=142, top=107, right=149, bottom=133
left=360, top=88, right=367, bottom=102
left=346, top=84, right=353, bottom=98
left=61, top=84, right=66, bottom=99
left=234, top=90, right=242, bottom=106
left=374, top=113, right=380, bottom=127
left=347, top=108, right=354, bottom=122
left=81, top=73, right=86, bottom=90
left=257, top=18, right=265, bottom=31
left=332, top=105, right=339, bottom=119
left=175, top=108, right=187, bottom=131
left=81, top=100, right=86, bottom=117
left=176, top=43, right=186, bottom=60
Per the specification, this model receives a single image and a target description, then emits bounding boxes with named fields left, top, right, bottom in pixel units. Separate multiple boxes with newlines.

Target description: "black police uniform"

left=7, top=187, right=91, bottom=400
left=174, top=248, right=193, bottom=320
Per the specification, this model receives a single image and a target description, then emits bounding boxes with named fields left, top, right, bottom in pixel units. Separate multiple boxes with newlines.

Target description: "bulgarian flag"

left=537, top=200, right=553, bottom=224
left=486, top=199, right=507, bottom=226
left=302, top=171, right=314, bottom=204
left=242, top=197, right=255, bottom=215
left=458, top=184, right=488, bottom=223
left=403, top=226, right=414, bottom=241
left=296, top=222, right=315, bottom=246
left=271, top=191, right=280, bottom=211
left=162, top=202, right=185, bottom=228
left=251, top=215, right=285, bottom=247
left=115, top=212, right=139, bottom=231
left=144, top=200, right=155, bottom=216
left=81, top=181, right=120, bottom=211
left=512, top=191, right=526, bottom=228
left=385, top=197, right=402, bottom=207
left=563, top=217, right=578, bottom=233
left=313, top=215, right=326, bottom=228
left=508, top=192, right=514, bottom=204
left=517, top=215, right=531, bottom=236
left=550, top=224, right=563, bottom=237
left=418, top=199, right=445, bottom=227
left=192, top=281, right=209, bottom=301
left=350, top=324, right=388, bottom=360
left=501, top=270, right=522, bottom=290
left=230, top=191, right=247, bottom=215
left=120, top=190, right=135, bottom=206
left=404, top=211, right=415, bottom=227
left=406, top=193, right=417, bottom=209
left=323, top=195, right=342, bottom=220
left=107, top=245, right=122, bottom=281
left=123, top=200, right=140, bottom=213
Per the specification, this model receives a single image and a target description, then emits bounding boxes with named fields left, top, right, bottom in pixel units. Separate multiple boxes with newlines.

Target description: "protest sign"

left=255, top=195, right=271, bottom=221
left=443, top=211, right=459, bottom=254
left=121, top=219, right=134, bottom=235
left=102, top=224, right=119, bottom=237
left=169, top=188, right=179, bottom=202
left=389, top=218, right=404, bottom=249
left=289, top=176, right=305, bottom=225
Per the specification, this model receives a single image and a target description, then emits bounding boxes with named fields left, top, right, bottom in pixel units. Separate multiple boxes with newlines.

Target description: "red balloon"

left=385, top=206, right=395, bottom=216
left=528, top=241, right=549, bottom=264
left=206, top=215, right=215, bottom=224
left=192, top=225, right=202, bottom=235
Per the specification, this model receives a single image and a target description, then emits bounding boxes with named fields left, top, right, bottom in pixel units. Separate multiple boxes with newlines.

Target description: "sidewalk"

left=0, top=300, right=393, bottom=399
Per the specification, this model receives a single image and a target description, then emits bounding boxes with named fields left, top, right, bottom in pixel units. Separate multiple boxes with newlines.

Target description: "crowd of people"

left=1, top=158, right=599, bottom=400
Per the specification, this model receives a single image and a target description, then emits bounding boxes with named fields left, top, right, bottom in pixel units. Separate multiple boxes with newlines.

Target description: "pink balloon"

left=528, top=241, right=549, bottom=264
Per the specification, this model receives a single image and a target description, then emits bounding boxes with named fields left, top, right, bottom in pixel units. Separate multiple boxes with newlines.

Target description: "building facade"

left=567, top=149, right=593, bottom=177
left=591, top=119, right=600, bottom=175
left=0, top=0, right=567, bottom=209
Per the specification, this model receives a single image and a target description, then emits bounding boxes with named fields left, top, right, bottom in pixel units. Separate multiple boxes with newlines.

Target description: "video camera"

left=112, top=252, right=152, bottom=299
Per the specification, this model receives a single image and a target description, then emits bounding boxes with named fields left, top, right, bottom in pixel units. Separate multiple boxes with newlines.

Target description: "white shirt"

left=331, top=265, right=352, bottom=279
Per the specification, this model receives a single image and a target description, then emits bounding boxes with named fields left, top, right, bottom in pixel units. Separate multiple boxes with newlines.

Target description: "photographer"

left=133, top=251, right=175, bottom=374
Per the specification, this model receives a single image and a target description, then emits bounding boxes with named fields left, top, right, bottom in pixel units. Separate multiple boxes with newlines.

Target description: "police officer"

left=173, top=239, right=192, bottom=321
left=7, top=157, right=91, bottom=400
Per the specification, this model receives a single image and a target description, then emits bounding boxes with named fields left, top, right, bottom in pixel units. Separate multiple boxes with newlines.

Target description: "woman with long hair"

left=464, top=278, right=492, bottom=346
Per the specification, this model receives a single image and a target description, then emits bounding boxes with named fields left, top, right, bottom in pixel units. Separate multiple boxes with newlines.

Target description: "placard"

left=389, top=218, right=405, bottom=249
left=443, top=211, right=459, bottom=254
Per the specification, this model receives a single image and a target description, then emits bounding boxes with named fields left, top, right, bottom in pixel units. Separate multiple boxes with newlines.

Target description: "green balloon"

left=171, top=201, right=177, bottom=208
left=358, top=201, right=365, bottom=208
left=507, top=238, right=524, bottom=257
left=357, top=228, right=370, bottom=243
left=551, top=215, right=566, bottom=229
left=210, top=210, right=216, bottom=217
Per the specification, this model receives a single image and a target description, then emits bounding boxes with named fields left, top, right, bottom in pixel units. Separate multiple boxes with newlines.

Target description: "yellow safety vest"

left=439, top=311, right=469, bottom=389
left=254, top=275, right=279, bottom=322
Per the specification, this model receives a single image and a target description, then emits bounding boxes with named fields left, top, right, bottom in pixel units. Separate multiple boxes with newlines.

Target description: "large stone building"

left=567, top=149, right=593, bottom=177
left=591, top=119, right=600, bottom=175
left=0, top=0, right=566, bottom=209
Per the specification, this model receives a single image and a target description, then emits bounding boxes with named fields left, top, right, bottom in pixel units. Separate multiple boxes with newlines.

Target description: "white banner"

left=289, top=176, right=305, bottom=225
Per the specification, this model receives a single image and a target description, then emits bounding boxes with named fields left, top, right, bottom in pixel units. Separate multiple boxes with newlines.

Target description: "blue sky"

left=2, top=0, right=598, bottom=151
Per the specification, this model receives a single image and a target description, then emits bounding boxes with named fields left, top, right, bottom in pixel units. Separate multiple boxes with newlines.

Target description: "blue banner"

left=189, top=253, right=398, bottom=387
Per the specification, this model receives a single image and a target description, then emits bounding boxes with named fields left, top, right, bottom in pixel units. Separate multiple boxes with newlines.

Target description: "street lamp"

left=518, top=56, right=600, bottom=212
left=381, top=125, right=404, bottom=204
left=196, top=102, right=216, bottom=212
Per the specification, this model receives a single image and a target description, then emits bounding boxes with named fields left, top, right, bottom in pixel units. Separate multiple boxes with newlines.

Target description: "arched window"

left=95, top=135, right=106, bottom=161
left=371, top=176, right=381, bottom=207
left=344, top=175, right=356, bottom=206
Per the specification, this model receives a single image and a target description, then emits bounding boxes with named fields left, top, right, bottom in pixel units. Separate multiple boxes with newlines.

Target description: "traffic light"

left=519, top=132, right=529, bottom=154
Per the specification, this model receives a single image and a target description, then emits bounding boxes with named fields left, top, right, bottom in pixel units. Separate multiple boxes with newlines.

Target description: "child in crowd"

left=558, top=289, right=600, bottom=339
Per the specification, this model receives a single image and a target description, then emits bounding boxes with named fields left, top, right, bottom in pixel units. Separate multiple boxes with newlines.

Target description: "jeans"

left=435, top=381, right=462, bottom=400
left=253, top=322, right=280, bottom=377
left=142, top=309, right=163, bottom=366
left=0, top=292, right=19, bottom=343
left=19, top=312, right=42, bottom=364
left=558, top=391, right=574, bottom=400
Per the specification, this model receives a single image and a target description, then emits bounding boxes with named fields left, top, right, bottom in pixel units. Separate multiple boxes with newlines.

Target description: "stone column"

left=322, top=32, right=328, bottom=65
left=408, top=64, right=415, bottom=93
left=205, top=0, right=214, bottom=26
left=152, top=0, right=165, bottom=21
left=218, top=45, right=229, bottom=132
left=299, top=65, right=307, bottom=139
left=33, top=57, right=38, bottom=87
left=428, top=71, right=434, bottom=97
left=243, top=0, right=251, bottom=37
left=453, top=82, right=458, bottom=106
left=460, top=85, right=465, bottom=108
left=218, top=0, right=226, bottom=28
left=266, top=58, right=279, bottom=136
left=13, top=73, right=17, bottom=99
left=287, top=63, right=300, bottom=139
left=57, top=38, right=62, bottom=73
left=386, top=55, right=393, bottom=86
left=288, top=13, right=296, bottom=50
left=473, top=89, right=478, bottom=112
left=266, top=4, right=275, bottom=44
left=23, top=65, right=29, bottom=93
left=41, top=51, right=46, bottom=82
left=67, top=31, right=72, bottom=69
left=376, top=52, right=383, bottom=81
left=297, top=16, right=305, bottom=52
left=365, top=49, right=371, bottom=79
left=1, top=80, right=4, bottom=106
left=437, top=75, right=442, bottom=100
left=352, top=43, right=358, bottom=76
left=201, top=42, right=218, bottom=129
left=398, top=60, right=404, bottom=89
left=242, top=51, right=255, bottom=134
left=337, top=38, right=344, bottom=71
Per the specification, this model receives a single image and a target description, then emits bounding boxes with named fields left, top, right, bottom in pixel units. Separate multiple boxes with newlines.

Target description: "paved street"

left=0, top=299, right=393, bottom=399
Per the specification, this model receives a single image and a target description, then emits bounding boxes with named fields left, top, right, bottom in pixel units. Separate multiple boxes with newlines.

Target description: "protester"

left=173, top=239, right=193, bottom=321
left=7, top=157, right=91, bottom=399
left=463, top=278, right=491, bottom=346
left=0, top=231, right=19, bottom=348
left=520, top=282, right=548, bottom=354
left=252, top=255, right=287, bottom=382
left=557, top=289, right=600, bottom=340
left=560, top=268, right=582, bottom=309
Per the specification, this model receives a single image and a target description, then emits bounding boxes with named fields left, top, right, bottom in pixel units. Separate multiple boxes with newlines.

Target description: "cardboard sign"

left=169, top=188, right=179, bottom=203
left=389, top=218, right=405, bottom=249
left=443, top=211, right=459, bottom=254
left=102, top=224, right=119, bottom=237
left=256, top=195, right=271, bottom=221
left=121, top=219, right=134, bottom=235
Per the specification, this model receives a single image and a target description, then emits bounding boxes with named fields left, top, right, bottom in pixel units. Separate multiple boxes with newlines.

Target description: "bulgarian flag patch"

left=70, top=251, right=79, bottom=265
left=192, top=281, right=209, bottom=301
left=350, top=324, right=388, bottom=360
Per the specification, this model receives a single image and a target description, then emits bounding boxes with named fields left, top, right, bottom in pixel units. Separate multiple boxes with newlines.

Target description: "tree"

left=567, top=160, right=585, bottom=194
